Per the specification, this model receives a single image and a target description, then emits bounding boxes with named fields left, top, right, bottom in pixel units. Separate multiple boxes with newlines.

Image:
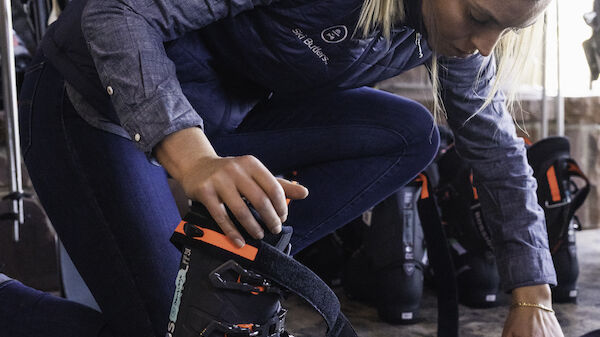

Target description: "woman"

left=0, top=0, right=562, bottom=336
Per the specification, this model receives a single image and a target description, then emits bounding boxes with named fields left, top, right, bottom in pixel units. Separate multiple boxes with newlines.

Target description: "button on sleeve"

left=121, top=94, right=204, bottom=154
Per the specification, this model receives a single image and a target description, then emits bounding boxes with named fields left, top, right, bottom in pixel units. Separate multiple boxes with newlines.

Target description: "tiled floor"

left=285, top=229, right=600, bottom=337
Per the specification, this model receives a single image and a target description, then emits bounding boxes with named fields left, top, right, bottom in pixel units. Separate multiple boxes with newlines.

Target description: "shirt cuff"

left=121, top=96, right=205, bottom=160
left=496, top=246, right=557, bottom=292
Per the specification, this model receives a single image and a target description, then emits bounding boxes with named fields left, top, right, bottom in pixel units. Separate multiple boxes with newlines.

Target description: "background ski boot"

left=527, top=137, right=590, bottom=303
left=343, top=182, right=426, bottom=324
left=437, top=146, right=500, bottom=308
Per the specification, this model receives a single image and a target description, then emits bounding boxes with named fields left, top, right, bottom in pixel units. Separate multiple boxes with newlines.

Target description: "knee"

left=341, top=88, right=440, bottom=168
left=421, top=123, right=440, bottom=167
left=392, top=101, right=440, bottom=171
left=409, top=124, right=439, bottom=173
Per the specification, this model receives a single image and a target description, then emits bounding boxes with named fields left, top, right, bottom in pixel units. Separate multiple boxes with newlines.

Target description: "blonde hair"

left=357, top=0, right=542, bottom=121
left=356, top=0, right=404, bottom=39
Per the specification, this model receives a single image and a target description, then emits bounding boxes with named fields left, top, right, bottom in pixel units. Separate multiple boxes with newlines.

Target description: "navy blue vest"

left=41, top=0, right=430, bottom=127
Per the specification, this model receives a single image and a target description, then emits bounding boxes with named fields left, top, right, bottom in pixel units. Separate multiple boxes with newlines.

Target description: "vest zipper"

left=415, top=32, right=424, bottom=59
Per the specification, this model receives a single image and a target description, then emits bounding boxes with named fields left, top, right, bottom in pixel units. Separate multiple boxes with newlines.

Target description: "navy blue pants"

left=2, top=53, right=439, bottom=337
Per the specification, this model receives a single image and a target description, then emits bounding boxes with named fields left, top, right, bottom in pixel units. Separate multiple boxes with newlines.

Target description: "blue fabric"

left=0, top=274, right=10, bottom=284
left=14, top=53, right=438, bottom=336
left=19, top=53, right=182, bottom=337
left=0, top=278, right=112, bottom=337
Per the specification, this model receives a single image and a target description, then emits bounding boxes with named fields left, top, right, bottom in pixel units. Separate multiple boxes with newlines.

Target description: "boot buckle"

left=545, top=195, right=572, bottom=209
left=210, top=260, right=278, bottom=295
left=201, top=321, right=259, bottom=337
left=200, top=309, right=288, bottom=337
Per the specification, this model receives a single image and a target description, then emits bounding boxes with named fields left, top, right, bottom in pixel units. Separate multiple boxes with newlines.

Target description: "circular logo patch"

left=321, top=25, right=348, bottom=44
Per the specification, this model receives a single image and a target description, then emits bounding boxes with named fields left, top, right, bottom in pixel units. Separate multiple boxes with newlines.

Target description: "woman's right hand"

left=155, top=127, right=308, bottom=248
left=180, top=155, right=308, bottom=247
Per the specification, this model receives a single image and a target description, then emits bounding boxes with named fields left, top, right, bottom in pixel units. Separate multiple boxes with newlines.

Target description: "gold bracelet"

left=510, top=302, right=555, bottom=313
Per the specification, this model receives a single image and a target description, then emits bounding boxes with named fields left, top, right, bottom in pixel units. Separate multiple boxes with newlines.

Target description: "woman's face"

left=421, top=0, right=551, bottom=57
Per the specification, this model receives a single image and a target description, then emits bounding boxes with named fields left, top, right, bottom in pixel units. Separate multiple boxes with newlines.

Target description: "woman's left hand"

left=502, top=306, right=563, bottom=337
left=502, top=284, right=564, bottom=337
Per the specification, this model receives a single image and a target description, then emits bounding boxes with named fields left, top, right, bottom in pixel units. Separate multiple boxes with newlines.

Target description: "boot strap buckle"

left=210, top=260, right=279, bottom=295
left=201, top=309, right=288, bottom=337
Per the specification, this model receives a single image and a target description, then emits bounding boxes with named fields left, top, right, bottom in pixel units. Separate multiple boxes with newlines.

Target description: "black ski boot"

left=437, top=147, right=500, bottom=308
left=550, top=217, right=580, bottom=302
left=343, top=182, right=426, bottom=324
left=167, top=202, right=358, bottom=337
left=527, top=137, right=590, bottom=303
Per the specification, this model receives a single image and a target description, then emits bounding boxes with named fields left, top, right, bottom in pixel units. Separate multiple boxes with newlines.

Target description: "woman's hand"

left=502, top=284, right=564, bottom=337
left=180, top=155, right=308, bottom=247
left=154, top=127, right=309, bottom=248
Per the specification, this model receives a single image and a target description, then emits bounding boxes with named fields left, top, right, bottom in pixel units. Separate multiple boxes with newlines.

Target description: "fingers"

left=197, top=190, right=247, bottom=248
left=219, top=182, right=266, bottom=240
left=237, top=178, right=283, bottom=234
left=196, top=156, right=286, bottom=241
left=184, top=155, right=309, bottom=246
left=245, top=157, right=287, bottom=224
left=277, top=178, right=309, bottom=200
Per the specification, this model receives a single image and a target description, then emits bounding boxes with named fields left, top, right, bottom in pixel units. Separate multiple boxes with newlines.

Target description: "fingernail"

left=273, top=225, right=282, bottom=234
left=256, top=231, right=264, bottom=240
left=234, top=238, right=245, bottom=248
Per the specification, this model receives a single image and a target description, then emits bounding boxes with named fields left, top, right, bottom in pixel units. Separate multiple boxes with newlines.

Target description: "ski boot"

left=527, top=137, right=590, bottom=303
left=344, top=182, right=426, bottom=324
left=167, top=201, right=358, bottom=337
left=437, top=146, right=500, bottom=308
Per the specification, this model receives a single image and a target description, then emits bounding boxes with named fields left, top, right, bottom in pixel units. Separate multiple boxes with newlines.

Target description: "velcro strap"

left=253, top=241, right=356, bottom=337
left=546, top=165, right=563, bottom=203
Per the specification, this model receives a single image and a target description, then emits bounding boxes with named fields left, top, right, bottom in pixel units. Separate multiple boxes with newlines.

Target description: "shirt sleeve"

left=438, top=53, right=557, bottom=292
left=80, top=0, right=276, bottom=154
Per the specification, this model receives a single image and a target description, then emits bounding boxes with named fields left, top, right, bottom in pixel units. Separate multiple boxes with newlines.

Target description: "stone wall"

left=378, top=66, right=600, bottom=229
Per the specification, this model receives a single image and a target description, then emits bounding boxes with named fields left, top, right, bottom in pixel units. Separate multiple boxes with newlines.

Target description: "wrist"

left=511, top=284, right=552, bottom=307
left=154, top=127, right=219, bottom=182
